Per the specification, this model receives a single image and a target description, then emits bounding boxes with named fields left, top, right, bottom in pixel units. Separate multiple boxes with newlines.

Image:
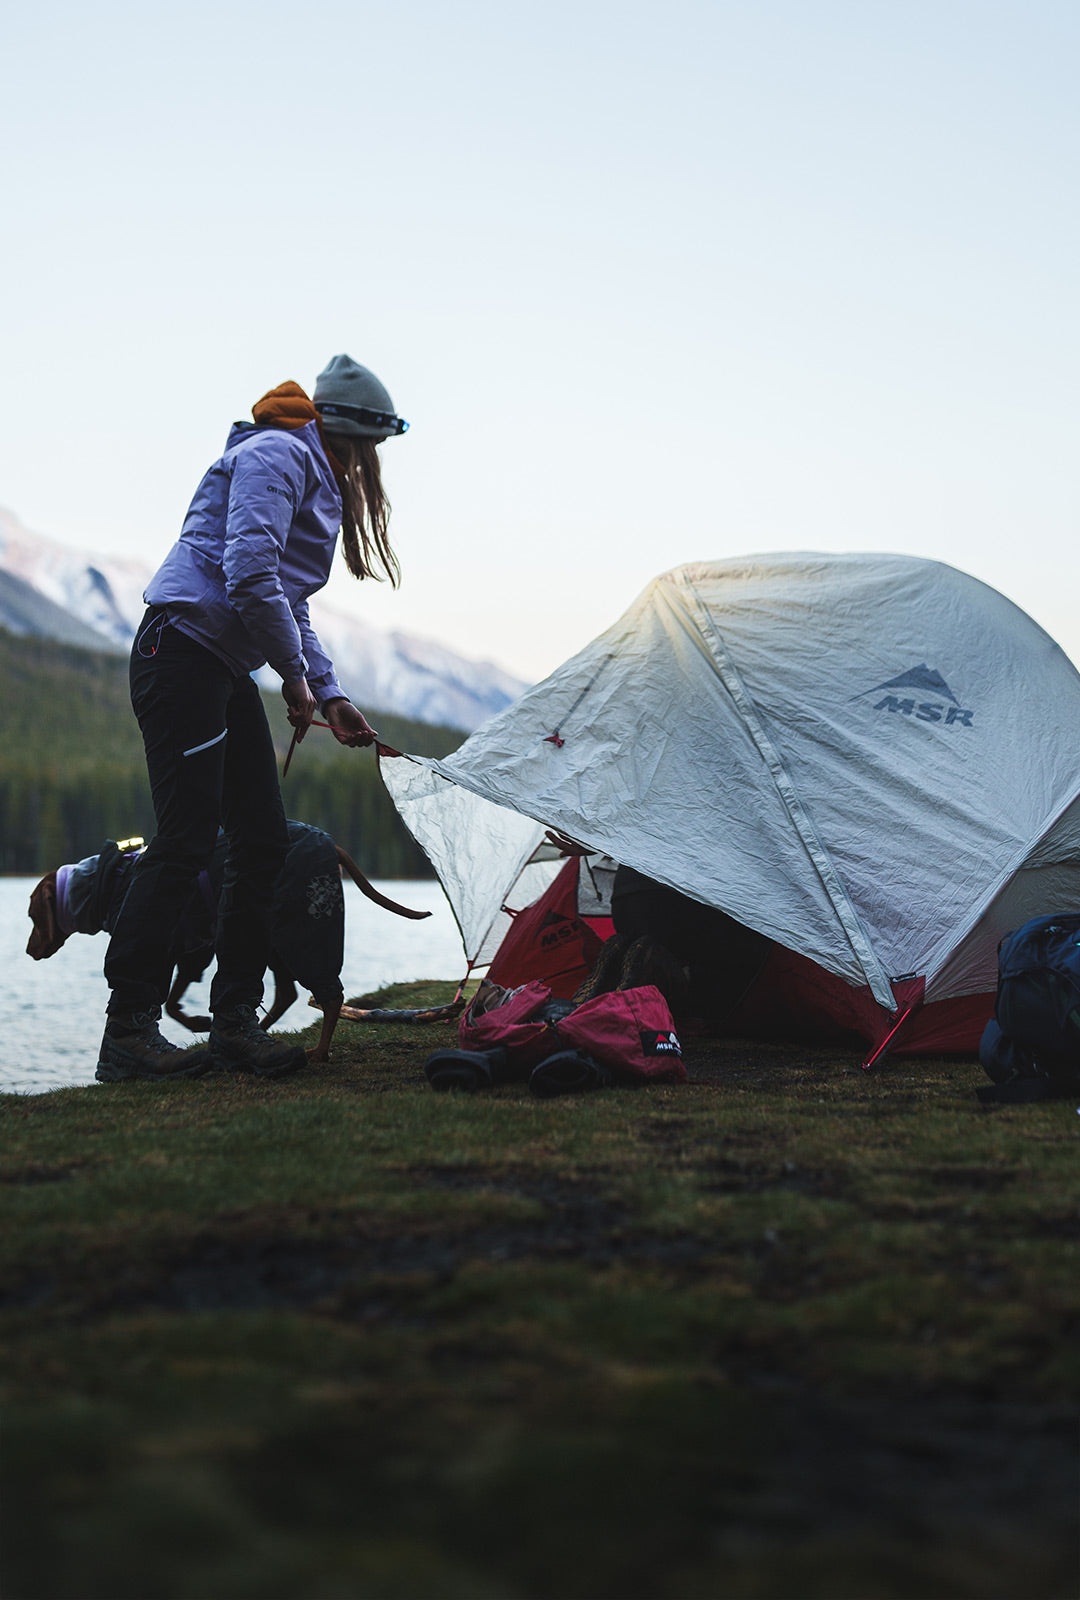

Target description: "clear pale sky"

left=1, top=1, right=1075, bottom=682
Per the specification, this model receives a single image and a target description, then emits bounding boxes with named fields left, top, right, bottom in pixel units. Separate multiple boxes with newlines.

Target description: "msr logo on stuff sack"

left=853, top=663, right=974, bottom=727
left=640, top=1029, right=683, bottom=1058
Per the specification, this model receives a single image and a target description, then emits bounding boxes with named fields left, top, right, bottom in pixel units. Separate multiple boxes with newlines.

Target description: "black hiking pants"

left=104, top=611, right=289, bottom=1018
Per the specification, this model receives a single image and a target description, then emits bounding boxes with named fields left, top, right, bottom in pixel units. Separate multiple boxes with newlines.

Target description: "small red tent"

left=485, top=855, right=992, bottom=1064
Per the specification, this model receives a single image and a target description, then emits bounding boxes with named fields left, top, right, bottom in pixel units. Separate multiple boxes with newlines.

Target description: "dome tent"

left=380, top=554, right=1080, bottom=1061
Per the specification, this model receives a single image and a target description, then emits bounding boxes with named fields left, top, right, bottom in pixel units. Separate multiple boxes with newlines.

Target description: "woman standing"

left=97, top=355, right=407, bottom=1081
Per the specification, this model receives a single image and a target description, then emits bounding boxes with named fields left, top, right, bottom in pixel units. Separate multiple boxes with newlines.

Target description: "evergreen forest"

left=0, top=628, right=464, bottom=876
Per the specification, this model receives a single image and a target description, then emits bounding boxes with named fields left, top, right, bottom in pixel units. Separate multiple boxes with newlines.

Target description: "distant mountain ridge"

left=0, top=507, right=528, bottom=731
left=0, top=567, right=122, bottom=653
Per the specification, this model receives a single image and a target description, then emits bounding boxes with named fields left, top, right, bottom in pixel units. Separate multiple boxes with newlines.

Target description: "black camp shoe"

left=208, top=1005, right=306, bottom=1079
left=529, top=1049, right=614, bottom=1098
left=424, top=1046, right=509, bottom=1092
left=96, top=1010, right=211, bottom=1083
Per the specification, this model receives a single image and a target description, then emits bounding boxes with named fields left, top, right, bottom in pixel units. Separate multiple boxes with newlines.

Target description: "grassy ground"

left=2, top=986, right=1078, bottom=1600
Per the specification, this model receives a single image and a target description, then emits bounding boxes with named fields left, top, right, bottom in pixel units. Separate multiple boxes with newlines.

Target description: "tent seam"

left=670, top=570, right=896, bottom=1011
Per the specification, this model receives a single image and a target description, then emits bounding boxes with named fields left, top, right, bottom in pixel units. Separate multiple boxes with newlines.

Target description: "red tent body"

left=485, top=858, right=993, bottom=1062
left=487, top=857, right=613, bottom=998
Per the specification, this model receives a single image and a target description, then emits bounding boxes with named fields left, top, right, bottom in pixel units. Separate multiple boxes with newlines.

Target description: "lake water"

left=0, top=877, right=466, bottom=1095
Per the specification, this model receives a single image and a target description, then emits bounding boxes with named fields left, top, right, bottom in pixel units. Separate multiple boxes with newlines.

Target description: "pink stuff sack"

left=460, top=980, right=686, bottom=1085
left=459, top=980, right=556, bottom=1071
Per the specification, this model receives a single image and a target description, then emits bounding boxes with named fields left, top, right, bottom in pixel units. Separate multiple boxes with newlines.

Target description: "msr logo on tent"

left=539, top=911, right=579, bottom=949
left=854, top=664, right=975, bottom=727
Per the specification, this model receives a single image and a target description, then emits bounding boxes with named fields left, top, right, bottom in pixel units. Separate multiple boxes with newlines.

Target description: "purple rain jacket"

left=144, top=417, right=346, bottom=706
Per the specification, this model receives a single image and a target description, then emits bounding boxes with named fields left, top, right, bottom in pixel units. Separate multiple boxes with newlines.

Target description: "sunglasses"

left=316, top=403, right=409, bottom=436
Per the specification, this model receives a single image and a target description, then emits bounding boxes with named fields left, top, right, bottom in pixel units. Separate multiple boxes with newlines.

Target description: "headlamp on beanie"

left=314, top=353, right=408, bottom=440
left=316, top=403, right=408, bottom=436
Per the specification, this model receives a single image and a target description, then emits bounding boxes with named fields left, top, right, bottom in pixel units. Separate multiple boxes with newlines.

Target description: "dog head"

left=26, top=873, right=68, bottom=960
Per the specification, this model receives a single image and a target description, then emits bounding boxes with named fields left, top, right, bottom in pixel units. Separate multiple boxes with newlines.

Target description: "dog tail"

left=335, top=847, right=432, bottom=920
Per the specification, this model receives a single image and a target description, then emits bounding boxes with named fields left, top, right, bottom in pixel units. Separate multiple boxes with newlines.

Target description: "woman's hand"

left=282, top=675, right=318, bottom=741
left=323, top=698, right=379, bottom=748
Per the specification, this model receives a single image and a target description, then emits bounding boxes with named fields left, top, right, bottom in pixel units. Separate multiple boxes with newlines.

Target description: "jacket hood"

left=223, top=414, right=330, bottom=466
left=224, top=380, right=337, bottom=468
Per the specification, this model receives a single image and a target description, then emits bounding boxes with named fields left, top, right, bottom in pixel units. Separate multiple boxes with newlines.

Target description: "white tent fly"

left=380, top=553, right=1080, bottom=1043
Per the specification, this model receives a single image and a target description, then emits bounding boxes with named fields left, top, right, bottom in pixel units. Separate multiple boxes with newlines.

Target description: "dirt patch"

left=122, top=1229, right=715, bottom=1318
left=2, top=1166, right=725, bottom=1321
left=703, top=1157, right=850, bottom=1198
left=637, top=1115, right=708, bottom=1152
left=0, top=1161, right=90, bottom=1185
left=406, top=1161, right=619, bottom=1206
left=681, top=1038, right=860, bottom=1086
left=917, top=1165, right=1019, bottom=1192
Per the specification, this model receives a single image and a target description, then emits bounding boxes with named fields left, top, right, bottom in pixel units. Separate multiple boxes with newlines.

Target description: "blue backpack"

left=979, top=914, right=1080, bottom=1103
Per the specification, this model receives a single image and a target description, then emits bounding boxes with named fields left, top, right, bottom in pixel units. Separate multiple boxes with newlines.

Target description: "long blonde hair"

left=324, top=433, right=400, bottom=586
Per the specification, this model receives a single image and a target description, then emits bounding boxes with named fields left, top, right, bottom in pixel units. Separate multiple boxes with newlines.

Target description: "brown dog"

left=27, top=824, right=432, bottom=1061
left=26, top=872, right=66, bottom=962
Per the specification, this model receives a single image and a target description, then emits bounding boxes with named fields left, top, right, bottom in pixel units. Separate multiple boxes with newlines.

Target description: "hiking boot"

left=572, top=934, right=632, bottom=1004
left=207, top=1005, right=306, bottom=1079
left=616, top=935, right=689, bottom=1015
left=96, top=1010, right=212, bottom=1083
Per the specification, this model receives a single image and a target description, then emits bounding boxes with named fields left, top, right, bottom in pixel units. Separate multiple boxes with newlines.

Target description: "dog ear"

left=26, top=874, right=67, bottom=960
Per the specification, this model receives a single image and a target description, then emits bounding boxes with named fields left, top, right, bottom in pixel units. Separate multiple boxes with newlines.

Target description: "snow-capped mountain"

left=0, top=507, right=528, bottom=731
left=0, top=509, right=148, bottom=652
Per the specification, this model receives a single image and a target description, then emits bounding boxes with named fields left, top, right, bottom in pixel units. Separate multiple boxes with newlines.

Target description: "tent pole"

left=861, top=1001, right=921, bottom=1070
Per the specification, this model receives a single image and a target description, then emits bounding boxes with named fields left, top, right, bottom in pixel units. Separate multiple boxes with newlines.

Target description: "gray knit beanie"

left=313, top=354, right=408, bottom=439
